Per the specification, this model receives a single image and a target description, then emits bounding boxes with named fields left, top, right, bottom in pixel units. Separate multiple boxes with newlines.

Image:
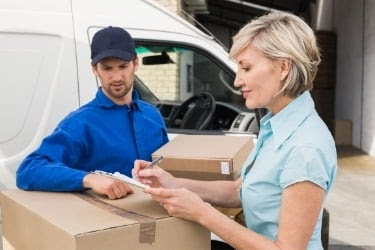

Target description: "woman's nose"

left=233, top=74, right=243, bottom=88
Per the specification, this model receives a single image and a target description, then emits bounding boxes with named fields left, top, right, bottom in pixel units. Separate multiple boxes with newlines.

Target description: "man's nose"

left=112, top=69, right=122, bottom=81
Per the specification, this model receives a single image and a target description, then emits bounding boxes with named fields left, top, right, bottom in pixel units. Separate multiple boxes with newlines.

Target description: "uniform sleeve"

left=16, top=126, right=88, bottom=192
left=280, top=146, right=333, bottom=191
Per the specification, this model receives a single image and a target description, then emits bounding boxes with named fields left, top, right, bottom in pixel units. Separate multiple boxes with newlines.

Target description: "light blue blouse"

left=240, top=91, right=337, bottom=249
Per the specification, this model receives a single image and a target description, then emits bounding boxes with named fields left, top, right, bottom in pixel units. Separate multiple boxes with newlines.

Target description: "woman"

left=133, top=12, right=337, bottom=250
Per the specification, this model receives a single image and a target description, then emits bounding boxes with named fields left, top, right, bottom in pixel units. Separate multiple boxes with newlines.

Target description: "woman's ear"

left=280, top=59, right=291, bottom=81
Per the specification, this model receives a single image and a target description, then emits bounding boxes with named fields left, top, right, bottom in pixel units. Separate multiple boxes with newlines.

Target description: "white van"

left=0, top=0, right=260, bottom=191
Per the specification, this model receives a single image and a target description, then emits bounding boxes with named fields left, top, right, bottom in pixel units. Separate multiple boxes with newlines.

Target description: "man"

left=16, top=26, right=169, bottom=199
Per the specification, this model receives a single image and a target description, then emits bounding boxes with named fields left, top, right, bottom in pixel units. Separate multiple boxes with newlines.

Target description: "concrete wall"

left=362, top=1, right=375, bottom=155
left=335, top=0, right=375, bottom=156
left=334, top=0, right=364, bottom=149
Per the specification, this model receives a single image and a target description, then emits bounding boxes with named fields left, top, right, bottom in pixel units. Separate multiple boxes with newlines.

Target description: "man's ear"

left=280, top=59, right=291, bottom=81
left=133, top=57, right=139, bottom=71
left=92, top=65, right=98, bottom=77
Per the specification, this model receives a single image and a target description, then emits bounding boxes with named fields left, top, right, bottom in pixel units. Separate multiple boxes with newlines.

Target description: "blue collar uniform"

left=16, top=89, right=169, bottom=191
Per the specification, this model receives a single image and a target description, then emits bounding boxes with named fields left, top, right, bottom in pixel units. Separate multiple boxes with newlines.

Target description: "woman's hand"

left=83, top=173, right=133, bottom=199
left=132, top=159, right=177, bottom=188
left=144, top=187, right=210, bottom=222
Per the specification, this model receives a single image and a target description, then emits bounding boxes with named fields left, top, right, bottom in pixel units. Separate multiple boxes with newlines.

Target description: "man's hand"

left=83, top=173, right=133, bottom=199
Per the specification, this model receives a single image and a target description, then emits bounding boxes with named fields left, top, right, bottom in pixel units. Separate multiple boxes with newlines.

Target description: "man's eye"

left=242, top=67, right=250, bottom=72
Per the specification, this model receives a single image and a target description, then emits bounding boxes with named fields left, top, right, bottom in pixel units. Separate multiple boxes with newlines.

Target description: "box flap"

left=153, top=134, right=253, bottom=159
left=100, top=188, right=168, bottom=217
left=1, top=189, right=211, bottom=250
left=1, top=188, right=168, bottom=236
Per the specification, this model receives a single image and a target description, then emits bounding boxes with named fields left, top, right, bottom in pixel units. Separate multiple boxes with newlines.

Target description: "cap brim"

left=91, top=49, right=134, bottom=65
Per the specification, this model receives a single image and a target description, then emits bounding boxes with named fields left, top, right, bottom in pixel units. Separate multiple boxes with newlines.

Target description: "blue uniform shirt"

left=240, top=91, right=337, bottom=249
left=16, top=88, right=169, bottom=191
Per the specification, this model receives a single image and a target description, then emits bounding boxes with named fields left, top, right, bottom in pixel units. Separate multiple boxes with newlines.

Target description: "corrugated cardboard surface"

left=152, top=135, right=254, bottom=180
left=0, top=188, right=210, bottom=250
left=334, top=119, right=352, bottom=145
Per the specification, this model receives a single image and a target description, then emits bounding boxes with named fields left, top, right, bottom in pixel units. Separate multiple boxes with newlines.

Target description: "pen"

left=145, top=156, right=163, bottom=169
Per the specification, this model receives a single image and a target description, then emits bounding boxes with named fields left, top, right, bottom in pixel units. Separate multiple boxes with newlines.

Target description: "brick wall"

left=137, top=1, right=183, bottom=101
left=154, top=0, right=181, bottom=14
left=137, top=54, right=179, bottom=101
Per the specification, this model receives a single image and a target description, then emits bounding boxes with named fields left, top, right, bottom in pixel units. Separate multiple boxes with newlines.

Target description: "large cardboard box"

left=152, top=135, right=254, bottom=181
left=0, top=188, right=210, bottom=250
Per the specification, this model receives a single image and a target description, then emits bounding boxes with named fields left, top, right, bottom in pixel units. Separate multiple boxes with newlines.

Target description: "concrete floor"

left=1, top=146, right=375, bottom=250
left=326, top=146, right=375, bottom=250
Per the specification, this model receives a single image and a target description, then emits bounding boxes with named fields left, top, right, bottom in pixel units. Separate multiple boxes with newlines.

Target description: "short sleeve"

left=280, top=146, right=332, bottom=191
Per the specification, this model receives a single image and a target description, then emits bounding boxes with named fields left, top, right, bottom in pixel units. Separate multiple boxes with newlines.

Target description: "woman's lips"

left=242, top=89, right=251, bottom=98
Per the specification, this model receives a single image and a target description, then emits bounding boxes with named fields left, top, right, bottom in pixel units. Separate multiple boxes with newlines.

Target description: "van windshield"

left=134, top=43, right=244, bottom=109
left=133, top=43, right=258, bottom=134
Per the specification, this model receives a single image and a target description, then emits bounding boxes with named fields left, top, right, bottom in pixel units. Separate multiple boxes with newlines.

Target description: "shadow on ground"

left=329, top=246, right=375, bottom=250
left=330, top=238, right=375, bottom=250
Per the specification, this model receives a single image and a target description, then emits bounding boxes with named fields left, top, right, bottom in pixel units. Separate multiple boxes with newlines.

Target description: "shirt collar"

left=96, top=88, right=142, bottom=111
left=260, top=91, right=314, bottom=149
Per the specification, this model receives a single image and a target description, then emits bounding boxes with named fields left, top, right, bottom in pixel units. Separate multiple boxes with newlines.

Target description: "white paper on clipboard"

left=92, top=170, right=148, bottom=189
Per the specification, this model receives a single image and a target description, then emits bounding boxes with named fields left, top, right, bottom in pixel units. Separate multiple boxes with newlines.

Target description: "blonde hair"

left=230, top=12, right=321, bottom=97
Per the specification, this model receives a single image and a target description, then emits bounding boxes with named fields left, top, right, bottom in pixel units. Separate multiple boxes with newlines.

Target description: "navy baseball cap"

left=91, top=26, right=136, bottom=65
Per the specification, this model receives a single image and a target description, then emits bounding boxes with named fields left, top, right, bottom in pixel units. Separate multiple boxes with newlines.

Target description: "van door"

left=0, top=0, right=78, bottom=189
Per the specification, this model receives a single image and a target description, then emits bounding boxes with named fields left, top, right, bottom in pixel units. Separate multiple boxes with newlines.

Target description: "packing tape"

left=76, top=192, right=156, bottom=244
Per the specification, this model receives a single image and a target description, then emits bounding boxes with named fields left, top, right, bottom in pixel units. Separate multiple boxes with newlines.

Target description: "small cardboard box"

left=152, top=135, right=254, bottom=181
left=334, top=119, right=352, bottom=145
left=0, top=188, right=210, bottom=250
